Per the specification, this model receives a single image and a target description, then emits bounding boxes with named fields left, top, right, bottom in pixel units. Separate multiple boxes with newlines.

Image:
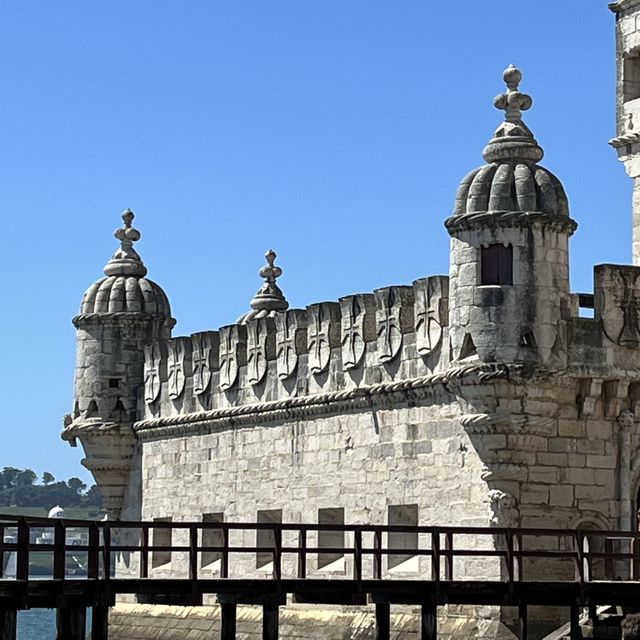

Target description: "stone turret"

left=62, top=209, right=175, bottom=518
left=445, top=65, right=577, bottom=365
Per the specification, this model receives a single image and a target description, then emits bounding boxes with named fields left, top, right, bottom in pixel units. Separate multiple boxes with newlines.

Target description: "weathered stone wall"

left=138, top=398, right=502, bottom=582
left=448, top=225, right=571, bottom=365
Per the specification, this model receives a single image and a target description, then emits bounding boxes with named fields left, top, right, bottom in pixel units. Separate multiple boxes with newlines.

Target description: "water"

left=17, top=609, right=56, bottom=640
left=17, top=608, right=92, bottom=639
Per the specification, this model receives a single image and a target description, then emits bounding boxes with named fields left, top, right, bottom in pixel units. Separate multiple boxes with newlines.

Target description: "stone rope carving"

left=134, top=362, right=509, bottom=439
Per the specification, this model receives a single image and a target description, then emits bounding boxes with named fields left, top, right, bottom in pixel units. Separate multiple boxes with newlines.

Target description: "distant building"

left=61, top=2, right=640, bottom=637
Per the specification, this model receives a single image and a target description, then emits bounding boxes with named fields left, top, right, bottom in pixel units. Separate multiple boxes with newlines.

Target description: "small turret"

left=62, top=209, right=175, bottom=518
left=445, top=66, right=577, bottom=364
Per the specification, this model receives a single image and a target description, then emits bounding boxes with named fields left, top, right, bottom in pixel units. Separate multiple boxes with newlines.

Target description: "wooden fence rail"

left=3, top=515, right=640, bottom=640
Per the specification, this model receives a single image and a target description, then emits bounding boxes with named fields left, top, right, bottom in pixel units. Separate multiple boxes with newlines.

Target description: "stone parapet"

left=141, top=277, right=450, bottom=421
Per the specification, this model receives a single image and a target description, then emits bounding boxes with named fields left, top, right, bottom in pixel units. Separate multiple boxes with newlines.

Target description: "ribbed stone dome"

left=449, top=65, right=571, bottom=222
left=76, top=209, right=172, bottom=319
left=80, top=275, right=171, bottom=315
left=453, top=162, right=569, bottom=217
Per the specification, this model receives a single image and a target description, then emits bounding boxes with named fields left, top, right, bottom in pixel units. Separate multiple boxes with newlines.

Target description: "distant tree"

left=67, top=477, right=86, bottom=495
left=0, top=467, right=102, bottom=510
left=82, top=484, right=102, bottom=507
left=16, top=469, right=37, bottom=486
left=0, top=467, right=20, bottom=489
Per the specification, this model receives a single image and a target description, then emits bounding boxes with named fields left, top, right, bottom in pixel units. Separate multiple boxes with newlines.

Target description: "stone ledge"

left=133, top=363, right=508, bottom=441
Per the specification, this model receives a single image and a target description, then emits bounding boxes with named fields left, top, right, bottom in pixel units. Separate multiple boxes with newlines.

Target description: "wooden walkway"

left=2, top=514, right=640, bottom=639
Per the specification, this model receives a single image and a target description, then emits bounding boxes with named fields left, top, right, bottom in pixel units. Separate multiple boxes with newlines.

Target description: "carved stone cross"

left=375, top=286, right=414, bottom=364
left=144, top=342, right=165, bottom=404
left=413, top=276, right=449, bottom=357
left=307, top=303, right=340, bottom=375
left=192, top=332, right=219, bottom=396
left=219, top=325, right=247, bottom=391
left=276, top=310, right=307, bottom=380
left=246, top=318, right=275, bottom=386
left=339, top=294, right=375, bottom=370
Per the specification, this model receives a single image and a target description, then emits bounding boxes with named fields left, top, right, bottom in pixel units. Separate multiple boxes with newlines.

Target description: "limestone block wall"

left=129, top=364, right=634, bottom=585
left=138, top=398, right=505, bottom=582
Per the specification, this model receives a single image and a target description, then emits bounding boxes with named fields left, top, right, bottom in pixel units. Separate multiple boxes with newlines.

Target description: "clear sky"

left=0, top=2, right=630, bottom=483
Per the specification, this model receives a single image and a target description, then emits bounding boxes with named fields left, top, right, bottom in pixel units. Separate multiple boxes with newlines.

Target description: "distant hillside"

left=0, top=467, right=103, bottom=514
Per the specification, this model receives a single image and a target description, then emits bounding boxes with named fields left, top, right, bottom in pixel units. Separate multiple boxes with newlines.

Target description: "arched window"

left=481, top=244, right=513, bottom=285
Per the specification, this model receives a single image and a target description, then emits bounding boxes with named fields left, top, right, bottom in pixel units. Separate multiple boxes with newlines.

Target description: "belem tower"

left=60, top=1, right=640, bottom=637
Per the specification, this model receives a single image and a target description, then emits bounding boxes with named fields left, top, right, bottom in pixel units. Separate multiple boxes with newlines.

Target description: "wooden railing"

left=2, top=514, right=640, bottom=585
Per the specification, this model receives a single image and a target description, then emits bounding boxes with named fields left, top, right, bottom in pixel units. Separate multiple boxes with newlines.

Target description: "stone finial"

left=482, top=64, right=544, bottom=164
left=103, top=209, right=148, bottom=278
left=238, top=250, right=289, bottom=323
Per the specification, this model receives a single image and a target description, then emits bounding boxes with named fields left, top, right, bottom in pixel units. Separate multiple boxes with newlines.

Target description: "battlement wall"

left=142, top=276, right=449, bottom=419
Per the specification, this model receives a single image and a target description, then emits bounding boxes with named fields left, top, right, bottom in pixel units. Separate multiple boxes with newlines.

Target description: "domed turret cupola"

left=445, top=66, right=577, bottom=365
left=62, top=210, right=175, bottom=519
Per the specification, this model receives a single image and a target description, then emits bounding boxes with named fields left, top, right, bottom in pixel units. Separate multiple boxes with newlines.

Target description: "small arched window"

left=481, top=244, right=513, bottom=285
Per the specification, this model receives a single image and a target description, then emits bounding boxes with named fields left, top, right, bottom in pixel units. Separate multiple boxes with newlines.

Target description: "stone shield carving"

left=144, top=342, right=164, bottom=404
left=247, top=318, right=275, bottom=386
left=413, top=276, right=449, bottom=356
left=219, top=325, right=246, bottom=391
left=374, top=286, right=414, bottom=363
left=598, top=266, right=640, bottom=347
left=275, top=310, right=307, bottom=380
left=167, top=339, right=187, bottom=400
left=307, top=303, right=340, bottom=375
left=339, top=294, right=375, bottom=370
left=191, top=332, right=219, bottom=396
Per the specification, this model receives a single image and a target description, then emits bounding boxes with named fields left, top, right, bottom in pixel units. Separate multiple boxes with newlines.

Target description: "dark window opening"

left=108, top=378, right=120, bottom=388
left=201, top=512, right=224, bottom=569
left=388, top=504, right=419, bottom=571
left=151, top=517, right=172, bottom=568
left=256, top=509, right=282, bottom=570
left=481, top=244, right=513, bottom=285
left=318, top=507, right=344, bottom=570
left=624, top=55, right=640, bottom=103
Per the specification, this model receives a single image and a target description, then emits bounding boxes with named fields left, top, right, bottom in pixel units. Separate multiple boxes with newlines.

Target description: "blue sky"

left=0, top=2, right=629, bottom=483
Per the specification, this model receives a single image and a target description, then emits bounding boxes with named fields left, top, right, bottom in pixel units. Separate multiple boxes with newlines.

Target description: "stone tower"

left=446, top=65, right=577, bottom=365
left=611, top=0, right=640, bottom=263
left=62, top=209, right=175, bottom=518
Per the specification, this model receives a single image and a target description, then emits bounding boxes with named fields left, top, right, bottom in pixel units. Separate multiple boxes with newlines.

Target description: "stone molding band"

left=134, top=363, right=510, bottom=441
left=444, top=211, right=578, bottom=235
left=73, top=312, right=176, bottom=329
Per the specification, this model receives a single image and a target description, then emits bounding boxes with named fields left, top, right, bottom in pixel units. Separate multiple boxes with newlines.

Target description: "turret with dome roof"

left=63, top=209, right=175, bottom=519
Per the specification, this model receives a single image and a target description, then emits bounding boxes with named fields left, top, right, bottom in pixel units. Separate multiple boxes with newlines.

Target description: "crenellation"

left=339, top=293, right=376, bottom=370
left=275, top=309, right=307, bottom=380
left=306, top=302, right=341, bottom=375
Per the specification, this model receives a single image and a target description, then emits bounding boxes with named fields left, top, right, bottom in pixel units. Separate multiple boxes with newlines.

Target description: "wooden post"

left=420, top=602, right=437, bottom=640
left=262, top=604, right=279, bottom=640
left=0, top=610, right=16, bottom=640
left=92, top=605, right=109, bottom=640
left=56, top=606, right=87, bottom=640
left=220, top=602, right=236, bottom=640
left=569, top=605, right=581, bottom=640
left=518, top=604, right=527, bottom=640
left=375, top=602, right=390, bottom=640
